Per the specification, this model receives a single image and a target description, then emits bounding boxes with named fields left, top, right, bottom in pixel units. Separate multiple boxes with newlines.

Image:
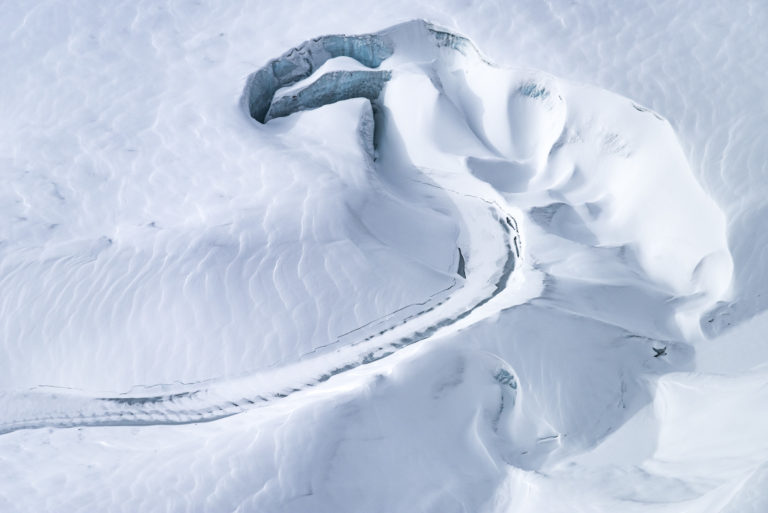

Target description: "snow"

left=0, top=2, right=767, bottom=512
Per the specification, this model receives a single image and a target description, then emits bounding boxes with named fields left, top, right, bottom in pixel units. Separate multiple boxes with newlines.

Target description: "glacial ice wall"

left=266, top=70, right=391, bottom=122
left=243, top=33, right=393, bottom=122
left=244, top=20, right=489, bottom=123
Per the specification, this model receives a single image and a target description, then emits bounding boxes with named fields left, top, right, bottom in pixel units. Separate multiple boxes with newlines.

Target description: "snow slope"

left=0, top=2, right=766, bottom=512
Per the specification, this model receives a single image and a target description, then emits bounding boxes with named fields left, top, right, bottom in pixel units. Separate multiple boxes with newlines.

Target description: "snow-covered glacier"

left=1, top=2, right=767, bottom=512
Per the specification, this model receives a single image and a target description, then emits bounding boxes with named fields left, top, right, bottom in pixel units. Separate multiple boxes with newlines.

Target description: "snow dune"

left=0, top=3, right=766, bottom=512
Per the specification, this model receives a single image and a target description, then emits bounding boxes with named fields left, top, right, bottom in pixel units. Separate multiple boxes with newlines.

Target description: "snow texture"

left=0, top=2, right=766, bottom=513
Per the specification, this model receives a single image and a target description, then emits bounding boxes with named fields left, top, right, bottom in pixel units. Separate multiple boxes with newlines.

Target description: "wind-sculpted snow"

left=0, top=8, right=758, bottom=513
left=1, top=21, right=535, bottom=434
left=0, top=192, right=521, bottom=434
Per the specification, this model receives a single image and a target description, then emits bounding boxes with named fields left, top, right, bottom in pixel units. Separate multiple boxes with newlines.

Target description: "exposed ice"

left=266, top=70, right=391, bottom=121
left=243, top=33, right=393, bottom=122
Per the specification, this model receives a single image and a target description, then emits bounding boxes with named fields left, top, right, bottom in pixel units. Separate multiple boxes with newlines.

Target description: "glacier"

left=0, top=3, right=767, bottom=513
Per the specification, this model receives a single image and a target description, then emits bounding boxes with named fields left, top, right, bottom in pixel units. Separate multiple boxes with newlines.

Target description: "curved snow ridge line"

left=0, top=195, right=519, bottom=435
left=310, top=277, right=457, bottom=356
left=0, top=21, right=522, bottom=435
left=0, top=389, right=245, bottom=434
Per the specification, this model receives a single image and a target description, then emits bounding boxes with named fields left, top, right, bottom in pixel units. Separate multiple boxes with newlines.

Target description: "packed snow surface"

left=0, top=2, right=766, bottom=512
